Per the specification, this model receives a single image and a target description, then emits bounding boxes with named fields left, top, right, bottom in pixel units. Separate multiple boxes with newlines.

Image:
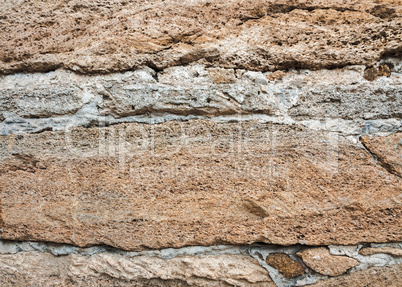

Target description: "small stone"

left=359, top=247, right=402, bottom=257
left=207, top=68, right=236, bottom=84
left=266, top=253, right=305, bottom=278
left=363, top=64, right=391, bottom=81
left=267, top=71, right=286, bottom=81
left=297, top=247, right=359, bottom=276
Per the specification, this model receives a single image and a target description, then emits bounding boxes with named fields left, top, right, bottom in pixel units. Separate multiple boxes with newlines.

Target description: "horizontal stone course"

left=1, top=63, right=401, bottom=136
left=1, top=121, right=401, bottom=250
left=1, top=0, right=401, bottom=74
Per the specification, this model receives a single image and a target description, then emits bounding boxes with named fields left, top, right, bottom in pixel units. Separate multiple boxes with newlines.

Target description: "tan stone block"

left=359, top=247, right=402, bottom=257
left=297, top=247, right=360, bottom=276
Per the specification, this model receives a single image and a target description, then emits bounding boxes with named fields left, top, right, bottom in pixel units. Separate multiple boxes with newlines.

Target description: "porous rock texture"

left=1, top=0, right=402, bottom=286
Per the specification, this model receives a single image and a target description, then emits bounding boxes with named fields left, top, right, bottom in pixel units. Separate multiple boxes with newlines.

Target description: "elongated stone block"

left=1, top=121, right=401, bottom=250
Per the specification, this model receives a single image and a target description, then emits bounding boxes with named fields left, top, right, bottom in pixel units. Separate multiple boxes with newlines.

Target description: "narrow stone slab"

left=0, top=252, right=273, bottom=287
left=308, top=264, right=402, bottom=287
left=0, top=121, right=401, bottom=250
left=297, top=247, right=359, bottom=276
left=359, top=247, right=402, bottom=257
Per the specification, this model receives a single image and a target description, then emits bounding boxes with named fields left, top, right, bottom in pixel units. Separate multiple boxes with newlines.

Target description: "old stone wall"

left=0, top=0, right=401, bottom=286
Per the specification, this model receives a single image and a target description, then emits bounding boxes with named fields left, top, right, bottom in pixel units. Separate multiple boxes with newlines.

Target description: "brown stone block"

left=266, top=253, right=305, bottom=278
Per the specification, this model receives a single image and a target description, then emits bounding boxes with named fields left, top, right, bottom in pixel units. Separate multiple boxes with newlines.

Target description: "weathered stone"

left=359, top=247, right=402, bottom=257
left=1, top=0, right=401, bottom=285
left=0, top=252, right=273, bottom=287
left=265, top=253, right=305, bottom=278
left=307, top=264, right=402, bottom=287
left=1, top=121, right=401, bottom=250
left=297, top=247, right=360, bottom=276
left=360, top=133, right=402, bottom=178
left=1, top=1, right=401, bottom=74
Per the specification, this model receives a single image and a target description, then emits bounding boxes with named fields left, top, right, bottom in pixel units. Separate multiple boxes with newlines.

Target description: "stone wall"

left=0, top=0, right=401, bottom=286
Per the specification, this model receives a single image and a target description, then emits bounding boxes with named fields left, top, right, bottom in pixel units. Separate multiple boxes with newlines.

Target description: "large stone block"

left=1, top=121, right=400, bottom=250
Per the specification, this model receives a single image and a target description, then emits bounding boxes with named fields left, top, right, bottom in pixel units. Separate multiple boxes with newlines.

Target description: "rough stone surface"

left=0, top=252, right=273, bottom=287
left=1, top=0, right=402, bottom=75
left=265, top=253, right=305, bottom=278
left=359, top=247, right=402, bottom=257
left=1, top=0, right=402, bottom=285
left=360, top=133, right=402, bottom=178
left=1, top=121, right=401, bottom=250
left=307, top=264, right=402, bottom=287
left=297, top=247, right=360, bottom=276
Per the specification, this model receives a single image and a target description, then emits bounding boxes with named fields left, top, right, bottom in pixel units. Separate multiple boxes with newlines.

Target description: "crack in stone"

left=359, top=136, right=402, bottom=179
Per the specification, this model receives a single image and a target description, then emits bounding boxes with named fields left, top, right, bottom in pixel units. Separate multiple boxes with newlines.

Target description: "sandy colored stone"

left=297, top=247, right=360, bottom=276
left=207, top=67, right=237, bottom=84
left=265, top=253, right=305, bottom=278
left=360, top=133, right=402, bottom=178
left=1, top=0, right=401, bottom=74
left=267, top=71, right=287, bottom=81
left=0, top=121, right=401, bottom=250
left=307, top=264, right=402, bottom=287
left=359, top=247, right=402, bottom=257
left=0, top=252, right=273, bottom=287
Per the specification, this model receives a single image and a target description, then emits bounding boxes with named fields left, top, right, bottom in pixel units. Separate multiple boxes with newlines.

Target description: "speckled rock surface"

left=1, top=0, right=402, bottom=74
